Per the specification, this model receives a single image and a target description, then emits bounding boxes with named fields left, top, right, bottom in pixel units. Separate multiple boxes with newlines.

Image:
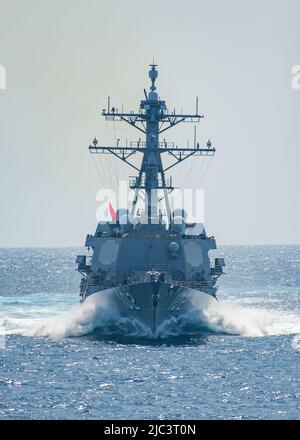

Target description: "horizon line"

left=1, top=243, right=300, bottom=249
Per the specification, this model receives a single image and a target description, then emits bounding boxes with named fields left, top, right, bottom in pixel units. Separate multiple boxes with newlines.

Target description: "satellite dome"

left=172, top=209, right=188, bottom=220
left=198, top=223, right=205, bottom=235
left=172, top=216, right=185, bottom=234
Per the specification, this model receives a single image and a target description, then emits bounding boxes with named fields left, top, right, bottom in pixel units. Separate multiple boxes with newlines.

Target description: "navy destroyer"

left=76, top=64, right=225, bottom=336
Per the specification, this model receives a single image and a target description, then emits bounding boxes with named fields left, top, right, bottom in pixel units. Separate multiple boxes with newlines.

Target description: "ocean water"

left=0, top=246, right=300, bottom=420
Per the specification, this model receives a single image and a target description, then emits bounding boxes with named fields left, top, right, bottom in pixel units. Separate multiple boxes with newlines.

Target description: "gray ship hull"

left=87, top=282, right=216, bottom=337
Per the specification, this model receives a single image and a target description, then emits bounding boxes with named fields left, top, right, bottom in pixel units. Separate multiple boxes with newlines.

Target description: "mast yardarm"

left=89, top=64, right=215, bottom=223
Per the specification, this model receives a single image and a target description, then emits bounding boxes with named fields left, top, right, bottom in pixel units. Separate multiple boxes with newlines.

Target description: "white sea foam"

left=155, top=301, right=300, bottom=338
left=1, top=294, right=300, bottom=340
left=200, top=302, right=300, bottom=337
left=1, top=294, right=106, bottom=338
left=0, top=293, right=152, bottom=339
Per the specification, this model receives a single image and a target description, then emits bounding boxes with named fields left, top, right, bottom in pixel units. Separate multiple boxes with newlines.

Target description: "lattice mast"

left=89, top=64, right=215, bottom=223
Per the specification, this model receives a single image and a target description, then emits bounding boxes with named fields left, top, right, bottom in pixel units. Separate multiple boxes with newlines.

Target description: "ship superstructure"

left=76, top=64, right=225, bottom=335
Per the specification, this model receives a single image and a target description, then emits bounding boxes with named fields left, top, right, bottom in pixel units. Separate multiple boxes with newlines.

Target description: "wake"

left=1, top=293, right=300, bottom=340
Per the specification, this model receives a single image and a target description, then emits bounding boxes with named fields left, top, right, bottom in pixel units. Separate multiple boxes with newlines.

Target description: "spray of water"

left=0, top=293, right=153, bottom=339
left=1, top=293, right=300, bottom=340
left=157, top=302, right=300, bottom=338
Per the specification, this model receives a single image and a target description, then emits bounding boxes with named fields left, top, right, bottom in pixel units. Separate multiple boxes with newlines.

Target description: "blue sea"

left=0, top=246, right=300, bottom=420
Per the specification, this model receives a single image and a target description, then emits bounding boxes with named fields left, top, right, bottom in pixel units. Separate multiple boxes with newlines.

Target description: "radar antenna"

left=89, top=64, right=215, bottom=223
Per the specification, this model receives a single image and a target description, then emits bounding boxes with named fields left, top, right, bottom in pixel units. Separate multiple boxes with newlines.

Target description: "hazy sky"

left=0, top=0, right=299, bottom=246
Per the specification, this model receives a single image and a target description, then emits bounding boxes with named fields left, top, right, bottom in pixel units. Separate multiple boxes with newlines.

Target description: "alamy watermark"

left=0, top=65, right=6, bottom=90
left=291, top=65, right=300, bottom=90
left=95, top=180, right=205, bottom=224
